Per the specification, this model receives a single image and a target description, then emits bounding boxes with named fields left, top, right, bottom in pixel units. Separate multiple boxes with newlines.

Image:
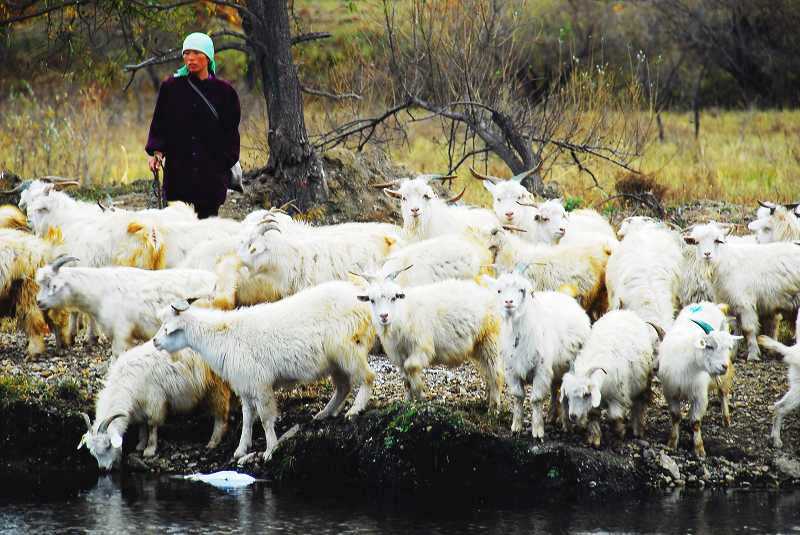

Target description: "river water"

left=2, top=473, right=800, bottom=534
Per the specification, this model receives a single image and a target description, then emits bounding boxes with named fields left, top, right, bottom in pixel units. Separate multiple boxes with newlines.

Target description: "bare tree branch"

left=291, top=31, right=331, bottom=45
left=300, top=84, right=362, bottom=101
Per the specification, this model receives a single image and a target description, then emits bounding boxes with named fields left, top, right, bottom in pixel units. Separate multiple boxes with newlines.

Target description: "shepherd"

left=145, top=32, right=241, bottom=219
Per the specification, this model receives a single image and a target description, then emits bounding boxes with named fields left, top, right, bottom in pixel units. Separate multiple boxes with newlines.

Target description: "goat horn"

left=586, top=366, right=608, bottom=376
left=445, top=187, right=466, bottom=204
left=783, top=202, right=800, bottom=211
left=348, top=271, right=377, bottom=284
left=516, top=200, right=538, bottom=208
left=469, top=167, right=499, bottom=184
left=171, top=300, right=191, bottom=313
left=513, top=262, right=529, bottom=275
left=98, top=412, right=127, bottom=433
left=646, top=321, right=666, bottom=341
left=53, top=180, right=81, bottom=190
left=1, top=180, right=32, bottom=194
left=503, top=224, right=527, bottom=233
left=385, top=264, right=413, bottom=281
left=51, top=255, right=79, bottom=272
left=80, top=412, right=92, bottom=431
left=370, top=179, right=401, bottom=189
left=690, top=318, right=714, bottom=335
left=758, top=200, right=777, bottom=214
left=509, top=164, right=541, bottom=184
left=383, top=189, right=403, bottom=200
left=258, top=223, right=282, bottom=234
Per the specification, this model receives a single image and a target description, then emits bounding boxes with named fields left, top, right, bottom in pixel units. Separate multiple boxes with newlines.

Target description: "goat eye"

left=497, top=289, right=501, bottom=294
left=714, top=239, right=724, bottom=244
left=401, top=197, right=407, bottom=201
left=423, top=194, right=431, bottom=200
left=542, top=217, right=550, bottom=222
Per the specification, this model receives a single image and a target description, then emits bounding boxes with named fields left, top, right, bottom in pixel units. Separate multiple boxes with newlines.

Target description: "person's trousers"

left=192, top=202, right=220, bottom=219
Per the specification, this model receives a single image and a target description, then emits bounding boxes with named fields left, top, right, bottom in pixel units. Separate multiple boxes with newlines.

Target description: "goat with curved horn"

left=469, top=167, right=499, bottom=184
left=51, top=255, right=80, bottom=272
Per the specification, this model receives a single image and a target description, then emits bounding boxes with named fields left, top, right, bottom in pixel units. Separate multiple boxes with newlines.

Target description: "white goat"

left=658, top=302, right=740, bottom=458
left=605, top=216, right=684, bottom=330
left=223, top=223, right=397, bottom=305
left=77, top=342, right=231, bottom=470
left=355, top=269, right=504, bottom=410
left=0, top=228, right=71, bottom=356
left=153, top=282, right=377, bottom=461
left=683, top=221, right=800, bottom=361
left=469, top=166, right=539, bottom=233
left=485, top=269, right=591, bottom=438
left=382, top=175, right=498, bottom=242
left=378, top=228, right=493, bottom=286
left=758, top=310, right=800, bottom=448
left=36, top=256, right=217, bottom=357
left=560, top=310, right=659, bottom=448
left=748, top=201, right=800, bottom=244
left=487, top=225, right=613, bottom=318
left=519, top=198, right=617, bottom=246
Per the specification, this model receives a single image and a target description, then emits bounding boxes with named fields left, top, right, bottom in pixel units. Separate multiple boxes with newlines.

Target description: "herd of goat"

left=2, top=168, right=800, bottom=471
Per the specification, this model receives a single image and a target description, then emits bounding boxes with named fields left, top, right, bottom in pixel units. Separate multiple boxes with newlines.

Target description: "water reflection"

left=2, top=473, right=800, bottom=534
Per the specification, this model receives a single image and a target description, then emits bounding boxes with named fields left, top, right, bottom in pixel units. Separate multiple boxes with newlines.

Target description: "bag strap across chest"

left=186, top=77, right=219, bottom=121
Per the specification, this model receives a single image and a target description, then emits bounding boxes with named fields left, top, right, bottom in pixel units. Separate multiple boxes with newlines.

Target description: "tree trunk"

left=245, top=0, right=327, bottom=210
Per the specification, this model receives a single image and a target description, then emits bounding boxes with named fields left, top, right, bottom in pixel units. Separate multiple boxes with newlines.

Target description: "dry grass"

left=1, top=85, right=797, bottom=209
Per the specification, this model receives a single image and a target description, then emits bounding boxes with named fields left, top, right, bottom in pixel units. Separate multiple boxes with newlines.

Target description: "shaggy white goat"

left=758, top=310, right=800, bottom=448
left=487, top=225, right=613, bottom=318
left=519, top=198, right=616, bottom=246
left=469, top=166, right=538, bottom=231
left=78, top=342, right=231, bottom=469
left=485, top=269, right=591, bottom=438
left=378, top=229, right=493, bottom=286
left=560, top=310, right=659, bottom=448
left=153, top=282, right=377, bottom=461
left=747, top=201, right=800, bottom=244
left=683, top=221, right=800, bottom=361
left=229, top=223, right=397, bottom=302
left=36, top=257, right=217, bottom=357
left=382, top=175, right=498, bottom=242
left=0, top=228, right=71, bottom=356
left=355, top=269, right=503, bottom=410
left=605, top=216, right=684, bottom=330
left=658, top=302, right=740, bottom=458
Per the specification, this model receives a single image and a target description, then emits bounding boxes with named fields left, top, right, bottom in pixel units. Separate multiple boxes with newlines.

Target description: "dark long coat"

left=145, top=73, right=240, bottom=209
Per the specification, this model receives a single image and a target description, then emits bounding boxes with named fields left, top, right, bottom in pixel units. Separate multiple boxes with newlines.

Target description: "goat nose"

left=704, top=251, right=711, bottom=257
left=505, top=212, right=514, bottom=218
left=411, top=207, right=419, bottom=213
left=380, top=313, right=388, bottom=320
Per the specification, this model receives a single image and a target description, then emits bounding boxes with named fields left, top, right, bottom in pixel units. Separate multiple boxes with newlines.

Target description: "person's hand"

left=148, top=152, right=164, bottom=173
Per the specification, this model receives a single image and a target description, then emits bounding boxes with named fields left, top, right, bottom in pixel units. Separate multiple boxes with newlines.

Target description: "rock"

left=657, top=452, right=681, bottom=481
left=775, top=455, right=800, bottom=479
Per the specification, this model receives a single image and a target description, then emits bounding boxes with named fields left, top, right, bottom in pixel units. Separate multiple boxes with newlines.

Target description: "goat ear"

left=683, top=235, right=698, bottom=245
left=110, top=431, right=123, bottom=449
left=356, top=295, right=370, bottom=302
left=590, top=382, right=602, bottom=408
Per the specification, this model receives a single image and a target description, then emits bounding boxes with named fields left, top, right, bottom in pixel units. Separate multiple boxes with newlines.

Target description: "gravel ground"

left=2, top=324, right=800, bottom=490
